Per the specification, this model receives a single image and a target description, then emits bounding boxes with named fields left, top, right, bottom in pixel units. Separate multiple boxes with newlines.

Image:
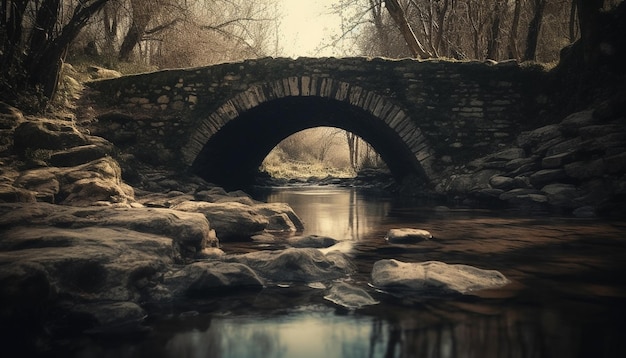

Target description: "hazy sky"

left=278, top=0, right=343, bottom=57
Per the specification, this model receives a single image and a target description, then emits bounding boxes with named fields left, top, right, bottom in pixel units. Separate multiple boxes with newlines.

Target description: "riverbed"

left=57, top=186, right=626, bottom=358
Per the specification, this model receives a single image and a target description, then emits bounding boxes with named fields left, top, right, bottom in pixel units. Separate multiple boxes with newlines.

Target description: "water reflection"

left=256, top=187, right=391, bottom=241
left=66, top=187, right=626, bottom=358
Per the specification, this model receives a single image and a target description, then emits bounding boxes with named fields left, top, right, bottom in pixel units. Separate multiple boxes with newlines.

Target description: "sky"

left=277, top=0, right=344, bottom=57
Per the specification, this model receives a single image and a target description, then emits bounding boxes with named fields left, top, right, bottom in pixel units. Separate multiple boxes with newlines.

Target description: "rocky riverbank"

left=421, top=105, right=626, bottom=217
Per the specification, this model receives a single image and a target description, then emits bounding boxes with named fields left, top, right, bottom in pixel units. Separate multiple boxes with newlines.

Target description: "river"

left=67, top=186, right=626, bottom=358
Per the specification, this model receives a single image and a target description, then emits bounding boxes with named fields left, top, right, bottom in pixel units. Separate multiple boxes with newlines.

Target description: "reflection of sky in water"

left=165, top=313, right=393, bottom=358
left=261, top=187, right=391, bottom=241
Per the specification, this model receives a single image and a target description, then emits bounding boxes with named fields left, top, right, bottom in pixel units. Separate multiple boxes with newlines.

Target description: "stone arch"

left=183, top=76, right=435, bottom=187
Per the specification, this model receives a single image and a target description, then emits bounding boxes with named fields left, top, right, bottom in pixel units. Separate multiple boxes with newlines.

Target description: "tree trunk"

left=384, top=0, right=431, bottom=58
left=508, top=0, right=522, bottom=60
left=118, top=20, right=143, bottom=61
left=486, top=0, right=504, bottom=60
left=576, top=0, right=604, bottom=64
left=524, top=0, right=548, bottom=61
left=569, top=0, right=578, bottom=42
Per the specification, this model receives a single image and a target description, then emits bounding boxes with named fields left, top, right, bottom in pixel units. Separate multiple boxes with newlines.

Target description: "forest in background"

left=1, top=0, right=622, bottom=178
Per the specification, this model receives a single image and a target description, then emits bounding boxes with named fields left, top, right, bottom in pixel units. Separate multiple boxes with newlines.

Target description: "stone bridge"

left=85, top=57, right=550, bottom=188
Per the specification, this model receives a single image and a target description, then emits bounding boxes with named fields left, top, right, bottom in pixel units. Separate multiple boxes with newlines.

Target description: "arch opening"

left=261, top=126, right=388, bottom=180
left=191, top=96, right=428, bottom=189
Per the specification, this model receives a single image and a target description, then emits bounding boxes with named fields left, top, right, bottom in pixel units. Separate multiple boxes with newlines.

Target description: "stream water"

left=63, top=186, right=626, bottom=357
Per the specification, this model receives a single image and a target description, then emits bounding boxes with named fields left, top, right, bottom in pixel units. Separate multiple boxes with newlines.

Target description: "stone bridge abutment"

left=84, top=57, right=550, bottom=188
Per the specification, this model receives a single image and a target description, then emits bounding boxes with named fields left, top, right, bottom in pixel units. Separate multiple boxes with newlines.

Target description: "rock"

left=529, top=169, right=568, bottom=187
left=371, top=259, right=509, bottom=294
left=444, top=170, right=501, bottom=194
left=0, top=226, right=176, bottom=303
left=0, top=184, right=37, bottom=203
left=66, top=301, right=147, bottom=333
left=489, top=175, right=515, bottom=190
left=541, top=183, right=581, bottom=208
left=173, top=201, right=268, bottom=240
left=541, top=151, right=579, bottom=169
left=498, top=188, right=543, bottom=201
left=13, top=119, right=89, bottom=155
left=545, top=137, right=584, bottom=157
left=48, top=143, right=114, bottom=167
left=0, top=202, right=216, bottom=253
left=88, top=66, right=122, bottom=80
left=165, top=261, right=264, bottom=297
left=288, top=235, right=339, bottom=248
left=559, top=110, right=595, bottom=135
left=564, top=159, right=605, bottom=180
left=385, top=228, right=432, bottom=244
left=323, top=282, right=379, bottom=309
left=13, top=157, right=135, bottom=206
left=573, top=205, right=596, bottom=218
left=488, top=148, right=525, bottom=161
left=254, top=202, right=305, bottom=232
left=228, top=248, right=354, bottom=283
left=516, top=124, right=561, bottom=150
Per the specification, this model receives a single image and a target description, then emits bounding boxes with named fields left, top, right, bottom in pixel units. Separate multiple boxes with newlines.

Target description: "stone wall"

left=84, top=57, right=550, bottom=185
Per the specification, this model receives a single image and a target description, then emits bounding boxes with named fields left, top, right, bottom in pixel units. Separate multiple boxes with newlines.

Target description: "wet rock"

left=0, top=226, right=176, bottom=304
left=66, top=301, right=147, bottom=333
left=323, top=282, right=379, bottom=309
left=541, top=151, right=579, bottom=169
left=165, top=261, right=264, bottom=297
left=228, top=248, right=354, bottom=283
left=173, top=201, right=268, bottom=241
left=573, top=205, right=597, bottom=218
left=371, top=259, right=509, bottom=295
left=0, top=202, right=216, bottom=252
left=288, top=235, right=339, bottom=248
left=541, top=183, right=581, bottom=208
left=254, top=202, right=305, bottom=232
left=385, top=228, right=432, bottom=244
left=173, top=201, right=303, bottom=241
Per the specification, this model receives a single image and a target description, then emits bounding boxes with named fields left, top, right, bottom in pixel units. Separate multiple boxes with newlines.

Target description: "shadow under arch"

left=191, top=96, right=432, bottom=189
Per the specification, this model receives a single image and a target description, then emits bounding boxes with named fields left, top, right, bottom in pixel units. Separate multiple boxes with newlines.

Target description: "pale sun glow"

left=278, top=0, right=343, bottom=57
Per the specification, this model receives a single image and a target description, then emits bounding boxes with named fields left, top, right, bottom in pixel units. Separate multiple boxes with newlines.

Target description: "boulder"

left=173, top=201, right=268, bottom=240
left=516, top=124, right=561, bottom=150
left=228, top=248, right=354, bottom=283
left=385, top=228, right=432, bottom=244
left=529, top=169, right=568, bottom=187
left=0, top=202, right=216, bottom=253
left=323, top=282, right=379, bottom=309
left=48, top=143, right=114, bottom=167
left=13, top=157, right=135, bottom=206
left=541, top=183, right=581, bottom=208
left=254, top=202, right=305, bottom=232
left=489, top=175, right=515, bottom=190
left=371, top=259, right=509, bottom=294
left=0, top=226, right=176, bottom=303
left=13, top=119, right=89, bottom=155
left=164, top=261, right=264, bottom=297
left=288, top=235, right=339, bottom=248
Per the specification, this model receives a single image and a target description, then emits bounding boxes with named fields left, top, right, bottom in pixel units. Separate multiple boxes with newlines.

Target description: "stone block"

left=564, top=159, right=605, bottom=179
left=541, top=151, right=578, bottom=169
left=529, top=169, right=567, bottom=187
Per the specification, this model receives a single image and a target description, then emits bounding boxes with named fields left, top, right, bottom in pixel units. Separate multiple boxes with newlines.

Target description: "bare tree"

left=524, top=0, right=548, bottom=61
left=384, top=0, right=431, bottom=58
left=1, top=0, right=110, bottom=109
